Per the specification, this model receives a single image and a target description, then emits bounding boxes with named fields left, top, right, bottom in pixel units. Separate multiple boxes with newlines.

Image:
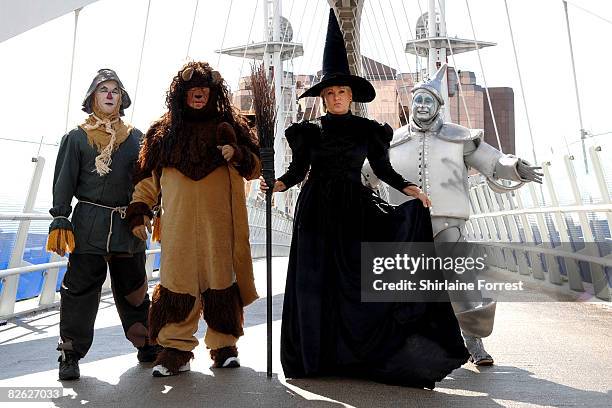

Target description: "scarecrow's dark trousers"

left=57, top=252, right=150, bottom=358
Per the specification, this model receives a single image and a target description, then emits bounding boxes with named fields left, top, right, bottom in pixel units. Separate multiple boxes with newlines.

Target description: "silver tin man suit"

left=391, top=116, right=530, bottom=331
left=365, top=117, right=525, bottom=338
left=362, top=64, right=533, bottom=341
left=382, top=116, right=529, bottom=222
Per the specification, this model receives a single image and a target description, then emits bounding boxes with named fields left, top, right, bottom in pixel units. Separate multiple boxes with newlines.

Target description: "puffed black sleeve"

left=367, top=121, right=416, bottom=193
left=276, top=122, right=314, bottom=190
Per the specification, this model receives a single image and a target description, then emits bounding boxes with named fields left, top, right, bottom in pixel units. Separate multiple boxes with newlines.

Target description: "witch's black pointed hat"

left=299, top=9, right=375, bottom=103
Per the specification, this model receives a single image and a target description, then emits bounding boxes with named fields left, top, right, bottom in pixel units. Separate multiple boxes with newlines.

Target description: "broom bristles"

left=250, top=64, right=276, bottom=148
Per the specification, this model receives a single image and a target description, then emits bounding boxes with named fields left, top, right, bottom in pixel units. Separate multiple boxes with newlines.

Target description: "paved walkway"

left=0, top=257, right=610, bottom=407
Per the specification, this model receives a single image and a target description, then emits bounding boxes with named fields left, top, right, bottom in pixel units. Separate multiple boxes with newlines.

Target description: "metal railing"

left=0, top=155, right=294, bottom=319
left=466, top=145, right=612, bottom=301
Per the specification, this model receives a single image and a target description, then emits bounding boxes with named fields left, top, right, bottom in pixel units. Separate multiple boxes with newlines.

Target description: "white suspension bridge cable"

left=562, top=0, right=589, bottom=172
left=414, top=0, right=435, bottom=67
left=433, top=0, right=473, bottom=129
left=367, top=0, right=409, bottom=124
left=286, top=0, right=311, bottom=70
left=587, top=130, right=612, bottom=137
left=270, top=0, right=300, bottom=133
left=217, top=0, right=234, bottom=67
left=386, top=1, right=417, bottom=81
left=237, top=0, right=260, bottom=88
left=350, top=10, right=372, bottom=116
left=292, top=3, right=325, bottom=120
left=385, top=0, right=418, bottom=124
left=282, top=0, right=312, bottom=116
left=564, top=0, right=612, bottom=26
left=352, top=5, right=384, bottom=116
left=272, top=0, right=296, bottom=118
left=349, top=5, right=374, bottom=116
left=502, top=0, right=537, bottom=165
left=0, top=137, right=58, bottom=147
left=274, top=0, right=296, bottom=63
left=399, top=0, right=424, bottom=80
left=130, top=0, right=152, bottom=123
left=379, top=0, right=427, bottom=125
left=245, top=0, right=309, bottom=114
left=464, top=0, right=503, bottom=152
left=396, top=0, right=423, bottom=80
left=294, top=0, right=324, bottom=85
left=64, top=8, right=81, bottom=134
left=185, top=0, right=199, bottom=60
left=360, top=12, right=387, bottom=88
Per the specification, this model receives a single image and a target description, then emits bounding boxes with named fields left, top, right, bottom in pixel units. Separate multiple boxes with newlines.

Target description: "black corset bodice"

left=278, top=112, right=413, bottom=192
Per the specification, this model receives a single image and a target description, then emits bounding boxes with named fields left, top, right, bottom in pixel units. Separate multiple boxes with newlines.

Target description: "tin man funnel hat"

left=411, top=63, right=447, bottom=105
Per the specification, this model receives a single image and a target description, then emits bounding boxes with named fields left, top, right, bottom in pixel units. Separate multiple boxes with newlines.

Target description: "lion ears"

left=181, top=65, right=222, bottom=84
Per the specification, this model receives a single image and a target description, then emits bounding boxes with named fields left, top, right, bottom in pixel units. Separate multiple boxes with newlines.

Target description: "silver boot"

left=463, top=334, right=494, bottom=366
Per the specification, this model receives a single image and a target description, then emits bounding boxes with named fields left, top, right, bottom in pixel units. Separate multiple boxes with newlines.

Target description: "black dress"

left=277, top=112, right=469, bottom=389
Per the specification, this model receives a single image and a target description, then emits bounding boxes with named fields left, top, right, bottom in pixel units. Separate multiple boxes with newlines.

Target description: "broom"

left=250, top=63, right=276, bottom=378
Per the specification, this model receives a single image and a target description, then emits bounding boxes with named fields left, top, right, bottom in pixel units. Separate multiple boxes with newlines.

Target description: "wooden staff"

left=250, top=63, right=276, bottom=378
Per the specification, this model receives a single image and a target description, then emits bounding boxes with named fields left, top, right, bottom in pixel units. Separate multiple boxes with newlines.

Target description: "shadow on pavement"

left=53, top=365, right=342, bottom=408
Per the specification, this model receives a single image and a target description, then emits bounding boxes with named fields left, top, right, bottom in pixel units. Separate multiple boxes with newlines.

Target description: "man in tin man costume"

left=47, top=69, right=159, bottom=381
left=364, top=64, right=543, bottom=365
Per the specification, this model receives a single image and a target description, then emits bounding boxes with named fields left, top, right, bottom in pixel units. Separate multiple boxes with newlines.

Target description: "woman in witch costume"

left=260, top=9, right=469, bottom=389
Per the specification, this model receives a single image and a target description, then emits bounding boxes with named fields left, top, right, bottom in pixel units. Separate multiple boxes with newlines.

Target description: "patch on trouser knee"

left=57, top=339, right=75, bottom=352
left=202, top=282, right=244, bottom=338
left=149, top=284, right=196, bottom=343
left=126, top=322, right=148, bottom=347
left=125, top=281, right=148, bottom=307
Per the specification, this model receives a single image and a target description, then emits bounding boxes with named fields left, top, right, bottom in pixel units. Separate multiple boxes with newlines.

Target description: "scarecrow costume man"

left=127, top=61, right=260, bottom=377
left=364, top=64, right=543, bottom=365
left=48, top=69, right=159, bottom=381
